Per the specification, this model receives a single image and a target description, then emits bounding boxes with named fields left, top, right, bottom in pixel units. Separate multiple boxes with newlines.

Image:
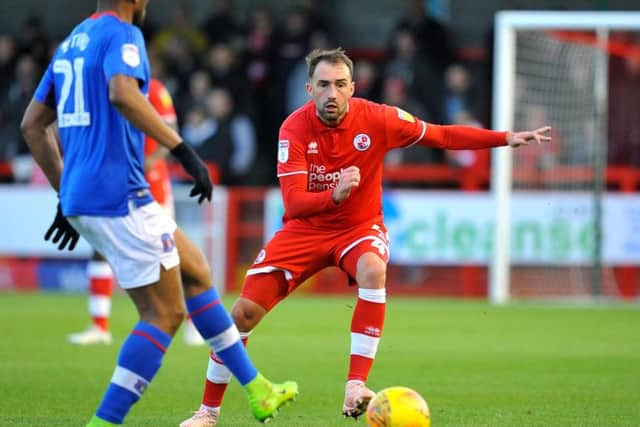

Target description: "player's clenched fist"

left=332, top=166, right=360, bottom=204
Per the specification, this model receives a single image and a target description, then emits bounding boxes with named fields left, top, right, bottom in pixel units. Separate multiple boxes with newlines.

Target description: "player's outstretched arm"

left=506, top=126, right=552, bottom=148
left=419, top=124, right=551, bottom=151
left=21, top=99, right=62, bottom=191
left=109, top=74, right=212, bottom=203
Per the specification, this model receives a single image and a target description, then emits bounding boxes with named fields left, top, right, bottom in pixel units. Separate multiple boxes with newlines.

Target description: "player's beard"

left=319, top=101, right=345, bottom=125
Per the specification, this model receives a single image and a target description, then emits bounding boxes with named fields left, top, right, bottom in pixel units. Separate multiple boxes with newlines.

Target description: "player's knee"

left=359, top=269, right=386, bottom=289
left=181, top=259, right=212, bottom=291
left=175, top=231, right=213, bottom=290
left=357, top=257, right=387, bottom=289
left=231, top=300, right=263, bottom=332
left=192, top=263, right=212, bottom=288
left=142, top=304, right=185, bottom=336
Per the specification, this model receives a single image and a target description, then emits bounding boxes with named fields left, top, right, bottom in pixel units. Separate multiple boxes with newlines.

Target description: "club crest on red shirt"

left=353, top=133, right=371, bottom=151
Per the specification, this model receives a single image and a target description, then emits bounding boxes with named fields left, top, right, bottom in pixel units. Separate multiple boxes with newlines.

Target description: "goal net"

left=490, top=11, right=640, bottom=303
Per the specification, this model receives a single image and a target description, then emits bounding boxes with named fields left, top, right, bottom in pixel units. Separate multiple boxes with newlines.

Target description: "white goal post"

left=490, top=11, right=640, bottom=304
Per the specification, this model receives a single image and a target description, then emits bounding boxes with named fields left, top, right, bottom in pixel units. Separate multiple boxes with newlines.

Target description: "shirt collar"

left=89, top=11, right=121, bottom=20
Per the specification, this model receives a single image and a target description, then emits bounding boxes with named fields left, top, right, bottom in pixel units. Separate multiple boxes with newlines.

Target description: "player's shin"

left=348, top=288, right=386, bottom=382
left=201, top=332, right=251, bottom=410
left=185, top=287, right=298, bottom=423
left=91, top=322, right=172, bottom=425
left=186, top=288, right=258, bottom=385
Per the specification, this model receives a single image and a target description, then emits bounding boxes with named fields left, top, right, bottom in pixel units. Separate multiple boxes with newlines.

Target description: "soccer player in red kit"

left=180, top=48, right=551, bottom=426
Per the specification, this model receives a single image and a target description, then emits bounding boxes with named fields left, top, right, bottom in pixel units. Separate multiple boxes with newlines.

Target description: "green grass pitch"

left=0, top=292, right=638, bottom=426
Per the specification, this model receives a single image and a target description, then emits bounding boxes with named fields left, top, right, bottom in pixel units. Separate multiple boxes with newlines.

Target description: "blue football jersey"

left=34, top=12, right=151, bottom=216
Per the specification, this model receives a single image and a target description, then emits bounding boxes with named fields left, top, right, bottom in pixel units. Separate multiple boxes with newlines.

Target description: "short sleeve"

left=382, top=104, right=427, bottom=150
left=33, top=62, right=56, bottom=108
left=103, top=25, right=147, bottom=84
left=276, top=126, right=308, bottom=178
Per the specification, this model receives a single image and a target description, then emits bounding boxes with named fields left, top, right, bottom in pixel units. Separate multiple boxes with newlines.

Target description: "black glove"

left=171, top=142, right=213, bottom=204
left=45, top=202, right=80, bottom=251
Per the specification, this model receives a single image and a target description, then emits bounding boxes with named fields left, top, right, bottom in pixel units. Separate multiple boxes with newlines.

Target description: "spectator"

left=175, top=69, right=212, bottom=123
left=15, top=15, right=49, bottom=72
left=5, top=54, right=38, bottom=121
left=353, top=59, right=381, bottom=101
left=200, top=0, right=245, bottom=50
left=393, top=0, right=456, bottom=74
left=151, top=2, right=208, bottom=89
left=272, top=6, right=313, bottom=119
left=0, top=108, right=19, bottom=182
left=0, top=33, right=16, bottom=99
left=4, top=54, right=39, bottom=177
left=205, top=42, right=253, bottom=115
left=383, top=27, right=444, bottom=122
left=246, top=6, right=276, bottom=91
left=296, top=0, right=330, bottom=35
left=183, top=105, right=216, bottom=149
left=381, top=77, right=443, bottom=167
left=274, top=6, right=312, bottom=70
left=443, top=64, right=478, bottom=124
left=189, top=88, right=257, bottom=186
left=245, top=6, right=280, bottom=184
left=383, top=28, right=417, bottom=91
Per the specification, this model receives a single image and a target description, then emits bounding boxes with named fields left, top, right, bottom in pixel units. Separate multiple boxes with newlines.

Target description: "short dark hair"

left=305, top=47, right=354, bottom=80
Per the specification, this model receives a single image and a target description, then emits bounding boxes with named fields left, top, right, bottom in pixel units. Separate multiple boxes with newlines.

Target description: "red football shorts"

left=240, top=221, right=390, bottom=311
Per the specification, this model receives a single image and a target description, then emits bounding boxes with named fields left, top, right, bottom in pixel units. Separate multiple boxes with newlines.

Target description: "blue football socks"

left=94, top=322, right=171, bottom=424
left=186, top=287, right=258, bottom=385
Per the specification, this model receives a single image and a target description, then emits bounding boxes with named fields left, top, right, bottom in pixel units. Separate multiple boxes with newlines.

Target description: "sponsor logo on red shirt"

left=307, top=141, right=318, bottom=154
left=308, top=163, right=340, bottom=191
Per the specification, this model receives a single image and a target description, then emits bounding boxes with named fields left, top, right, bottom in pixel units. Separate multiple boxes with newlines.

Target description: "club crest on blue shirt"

left=122, top=43, right=140, bottom=67
left=161, top=233, right=175, bottom=253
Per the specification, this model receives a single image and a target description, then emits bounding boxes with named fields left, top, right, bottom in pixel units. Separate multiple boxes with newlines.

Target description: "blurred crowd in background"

left=2, top=0, right=640, bottom=188
left=0, top=0, right=490, bottom=187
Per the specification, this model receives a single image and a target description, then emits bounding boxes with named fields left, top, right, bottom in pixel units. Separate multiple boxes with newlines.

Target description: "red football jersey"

left=276, top=97, right=507, bottom=232
left=277, top=98, right=427, bottom=231
left=145, top=79, right=176, bottom=205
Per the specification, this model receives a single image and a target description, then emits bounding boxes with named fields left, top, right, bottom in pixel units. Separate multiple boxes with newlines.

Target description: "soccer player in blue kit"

left=20, top=1, right=297, bottom=426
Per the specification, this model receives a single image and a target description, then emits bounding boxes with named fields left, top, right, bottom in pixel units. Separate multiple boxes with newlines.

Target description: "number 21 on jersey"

left=53, top=58, right=91, bottom=128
